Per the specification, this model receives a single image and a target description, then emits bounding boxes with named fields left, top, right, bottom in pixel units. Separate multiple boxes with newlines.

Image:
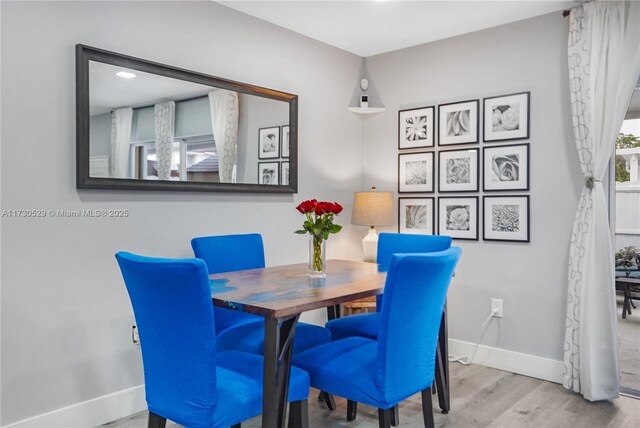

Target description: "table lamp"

left=351, top=187, right=394, bottom=262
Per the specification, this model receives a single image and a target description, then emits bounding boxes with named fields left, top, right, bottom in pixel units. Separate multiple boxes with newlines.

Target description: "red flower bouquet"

left=295, top=199, right=343, bottom=276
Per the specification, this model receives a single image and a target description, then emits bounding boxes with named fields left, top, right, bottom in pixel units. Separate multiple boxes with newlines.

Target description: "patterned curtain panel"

left=208, top=90, right=239, bottom=183
left=154, top=101, right=175, bottom=181
left=110, top=107, right=133, bottom=178
left=563, top=0, right=640, bottom=401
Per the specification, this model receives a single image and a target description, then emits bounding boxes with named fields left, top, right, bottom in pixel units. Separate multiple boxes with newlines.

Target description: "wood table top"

left=209, top=259, right=386, bottom=318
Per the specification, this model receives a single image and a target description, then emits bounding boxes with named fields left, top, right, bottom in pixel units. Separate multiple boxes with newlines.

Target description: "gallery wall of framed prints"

left=395, top=91, right=531, bottom=243
left=257, top=124, right=290, bottom=185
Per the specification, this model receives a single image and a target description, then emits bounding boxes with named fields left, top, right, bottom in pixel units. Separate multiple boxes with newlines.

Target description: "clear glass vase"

left=308, top=235, right=326, bottom=278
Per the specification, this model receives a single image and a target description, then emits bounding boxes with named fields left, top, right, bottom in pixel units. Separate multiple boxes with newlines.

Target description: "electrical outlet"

left=491, top=298, right=503, bottom=318
left=132, top=325, right=140, bottom=345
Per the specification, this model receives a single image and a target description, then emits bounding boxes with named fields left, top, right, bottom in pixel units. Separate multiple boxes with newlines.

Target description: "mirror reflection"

left=87, top=61, right=290, bottom=186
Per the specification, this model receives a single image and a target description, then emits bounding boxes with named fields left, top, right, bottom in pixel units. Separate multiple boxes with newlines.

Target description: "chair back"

left=116, top=252, right=217, bottom=425
left=375, top=248, right=461, bottom=404
left=376, top=233, right=452, bottom=310
left=377, top=233, right=452, bottom=271
left=191, top=233, right=265, bottom=273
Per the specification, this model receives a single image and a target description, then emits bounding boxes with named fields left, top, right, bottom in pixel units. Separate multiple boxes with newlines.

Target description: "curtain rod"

left=563, top=1, right=590, bottom=18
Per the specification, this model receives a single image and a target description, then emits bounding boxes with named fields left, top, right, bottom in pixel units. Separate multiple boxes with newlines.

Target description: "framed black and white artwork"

left=437, top=196, right=478, bottom=240
left=483, top=144, right=529, bottom=191
left=438, top=148, right=479, bottom=192
left=483, top=195, right=530, bottom=242
left=483, top=92, right=530, bottom=142
left=281, top=161, right=289, bottom=186
left=398, top=106, right=435, bottom=149
left=438, top=100, right=479, bottom=146
left=398, top=197, right=435, bottom=235
left=398, top=152, right=435, bottom=193
left=281, top=125, right=290, bottom=158
left=258, top=162, right=279, bottom=185
left=258, top=126, right=280, bottom=159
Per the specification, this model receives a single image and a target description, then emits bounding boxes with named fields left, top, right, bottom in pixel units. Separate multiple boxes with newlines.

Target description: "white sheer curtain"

left=563, top=0, right=640, bottom=401
left=154, top=101, right=175, bottom=181
left=110, top=107, right=133, bottom=178
left=208, top=90, right=239, bottom=183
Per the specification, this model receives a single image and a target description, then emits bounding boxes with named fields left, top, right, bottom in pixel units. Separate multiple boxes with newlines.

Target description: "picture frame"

left=398, top=106, right=435, bottom=149
left=438, top=148, right=479, bottom=192
left=438, top=99, right=479, bottom=146
left=281, top=161, right=289, bottom=186
left=258, top=126, right=280, bottom=159
left=258, top=162, right=279, bottom=185
left=483, top=195, right=530, bottom=242
left=483, top=92, right=530, bottom=142
left=398, top=152, right=435, bottom=193
left=398, top=197, right=435, bottom=235
left=437, top=196, right=478, bottom=241
left=483, top=143, right=529, bottom=191
left=281, top=125, right=290, bottom=158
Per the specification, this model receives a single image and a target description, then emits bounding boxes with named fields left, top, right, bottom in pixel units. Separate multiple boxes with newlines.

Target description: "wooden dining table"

left=209, top=259, right=450, bottom=428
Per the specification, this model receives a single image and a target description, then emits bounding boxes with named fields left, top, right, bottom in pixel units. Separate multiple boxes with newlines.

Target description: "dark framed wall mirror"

left=76, top=44, right=298, bottom=193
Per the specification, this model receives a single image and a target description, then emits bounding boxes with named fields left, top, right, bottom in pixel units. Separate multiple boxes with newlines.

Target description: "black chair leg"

left=319, top=391, right=337, bottom=410
left=148, top=412, right=167, bottom=428
left=391, top=404, right=399, bottom=426
left=421, top=387, right=435, bottom=428
left=378, top=408, right=392, bottom=428
left=231, top=425, right=241, bottom=428
left=288, top=399, right=309, bottom=428
left=347, top=400, right=357, bottom=421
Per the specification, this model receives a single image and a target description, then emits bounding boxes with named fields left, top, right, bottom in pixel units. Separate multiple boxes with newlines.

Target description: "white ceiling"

left=218, top=1, right=580, bottom=57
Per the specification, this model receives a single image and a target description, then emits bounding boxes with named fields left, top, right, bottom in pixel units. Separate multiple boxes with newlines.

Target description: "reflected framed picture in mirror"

left=282, top=125, right=290, bottom=158
left=258, top=162, right=279, bottom=185
left=76, top=44, right=298, bottom=193
left=258, top=127, right=280, bottom=159
left=281, top=161, right=289, bottom=185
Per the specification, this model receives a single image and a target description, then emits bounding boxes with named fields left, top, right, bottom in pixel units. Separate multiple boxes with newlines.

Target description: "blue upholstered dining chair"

left=116, top=252, right=310, bottom=428
left=326, top=233, right=452, bottom=341
left=191, top=233, right=331, bottom=354
left=293, top=248, right=461, bottom=428
left=324, top=233, right=452, bottom=422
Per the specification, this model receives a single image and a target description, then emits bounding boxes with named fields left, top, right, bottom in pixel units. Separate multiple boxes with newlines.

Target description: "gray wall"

left=0, top=1, right=363, bottom=424
left=364, top=13, right=581, bottom=360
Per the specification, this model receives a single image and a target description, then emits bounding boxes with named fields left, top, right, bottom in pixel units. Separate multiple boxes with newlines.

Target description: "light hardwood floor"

left=104, top=363, right=640, bottom=428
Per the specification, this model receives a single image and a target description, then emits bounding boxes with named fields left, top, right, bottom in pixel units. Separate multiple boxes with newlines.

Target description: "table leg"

left=624, top=285, right=632, bottom=318
left=263, top=315, right=300, bottom=428
left=434, top=304, right=450, bottom=414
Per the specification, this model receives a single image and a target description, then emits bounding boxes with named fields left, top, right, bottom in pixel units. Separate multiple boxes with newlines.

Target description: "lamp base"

left=362, top=227, right=378, bottom=263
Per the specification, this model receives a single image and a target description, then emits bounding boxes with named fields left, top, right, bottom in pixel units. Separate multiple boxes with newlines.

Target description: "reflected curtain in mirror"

left=208, top=90, right=238, bottom=183
left=154, top=101, right=175, bottom=181
left=110, top=108, right=132, bottom=178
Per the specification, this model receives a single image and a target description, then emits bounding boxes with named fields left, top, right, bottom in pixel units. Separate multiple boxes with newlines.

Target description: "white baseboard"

left=3, top=385, right=146, bottom=428
left=448, top=339, right=564, bottom=384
